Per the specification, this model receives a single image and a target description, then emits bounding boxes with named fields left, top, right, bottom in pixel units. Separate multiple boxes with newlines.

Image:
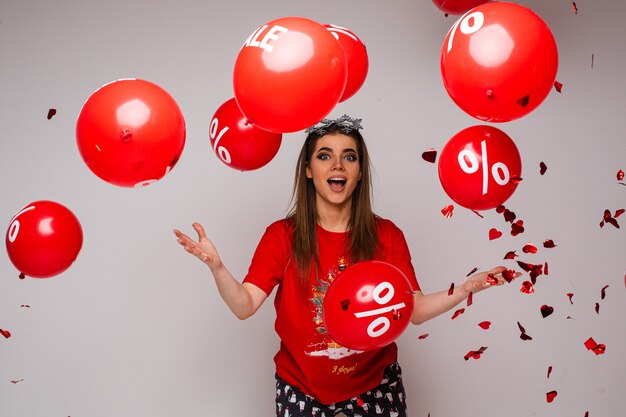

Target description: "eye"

left=317, top=153, right=330, bottom=160
left=344, top=154, right=358, bottom=162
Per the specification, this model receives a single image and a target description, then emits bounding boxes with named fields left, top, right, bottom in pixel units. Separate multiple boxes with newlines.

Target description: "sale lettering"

left=242, top=24, right=289, bottom=53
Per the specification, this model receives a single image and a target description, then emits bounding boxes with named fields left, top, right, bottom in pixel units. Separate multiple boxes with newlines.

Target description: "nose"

left=331, top=158, right=345, bottom=171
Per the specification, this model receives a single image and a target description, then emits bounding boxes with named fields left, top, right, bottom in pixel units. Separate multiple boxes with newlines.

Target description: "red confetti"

left=540, top=304, right=554, bottom=318
left=547, top=365, right=552, bottom=378
left=504, top=250, right=518, bottom=260
left=0, top=328, right=11, bottom=339
left=546, top=390, right=558, bottom=403
left=543, top=239, right=557, bottom=248
left=47, top=108, right=57, bottom=120
left=516, top=260, right=532, bottom=272
left=10, top=379, right=24, bottom=384
left=553, top=81, right=563, bottom=93
left=356, top=397, right=365, bottom=407
left=20, top=304, right=31, bottom=308
left=448, top=282, right=455, bottom=296
left=584, top=412, right=589, bottom=417
left=509, top=176, right=523, bottom=184
left=539, top=161, right=548, bottom=175
left=511, top=220, right=525, bottom=236
left=584, top=337, right=606, bottom=355
left=467, top=291, right=473, bottom=307
left=486, top=274, right=498, bottom=286
left=544, top=262, right=549, bottom=275
left=600, top=209, right=622, bottom=228
left=422, top=148, right=437, bottom=163
left=618, top=169, right=624, bottom=181
left=567, top=293, right=574, bottom=304
left=496, top=205, right=505, bottom=213
left=464, top=346, right=488, bottom=360
left=503, top=208, right=516, bottom=223
left=529, top=264, right=544, bottom=284
left=478, top=321, right=491, bottom=330
left=616, top=209, right=625, bottom=218
left=516, top=95, right=530, bottom=107
left=502, top=269, right=517, bottom=283
left=572, top=2, right=578, bottom=14
left=591, top=53, right=594, bottom=68
left=441, top=204, right=454, bottom=218
left=466, top=267, right=478, bottom=277
left=520, top=281, right=535, bottom=294
left=19, top=273, right=25, bottom=280
left=340, top=299, right=350, bottom=311
left=601, top=285, right=609, bottom=299
left=418, top=333, right=429, bottom=340
left=518, top=321, right=533, bottom=340
left=595, top=302, right=600, bottom=315
left=489, top=228, right=503, bottom=240
left=522, top=243, right=538, bottom=254
left=451, top=308, right=465, bottom=320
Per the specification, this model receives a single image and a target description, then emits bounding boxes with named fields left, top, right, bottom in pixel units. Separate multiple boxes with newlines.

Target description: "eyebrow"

left=316, top=146, right=358, bottom=154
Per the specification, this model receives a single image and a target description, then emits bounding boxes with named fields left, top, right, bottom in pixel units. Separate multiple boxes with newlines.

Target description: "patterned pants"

left=275, top=362, right=407, bottom=417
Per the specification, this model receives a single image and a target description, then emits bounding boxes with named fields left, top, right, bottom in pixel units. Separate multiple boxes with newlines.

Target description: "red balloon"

left=440, top=2, right=558, bottom=122
left=233, top=16, right=347, bottom=133
left=76, top=78, right=186, bottom=187
left=324, top=24, right=369, bottom=102
left=323, top=261, right=414, bottom=351
left=432, top=0, right=491, bottom=15
left=209, top=98, right=282, bottom=171
left=438, top=125, right=522, bottom=211
left=5, top=201, right=83, bottom=278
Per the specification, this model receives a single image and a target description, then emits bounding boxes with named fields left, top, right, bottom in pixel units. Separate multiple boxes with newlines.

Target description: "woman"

left=174, top=115, right=515, bottom=417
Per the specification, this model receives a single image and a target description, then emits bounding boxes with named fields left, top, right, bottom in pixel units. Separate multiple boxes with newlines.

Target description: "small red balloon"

left=209, top=98, right=282, bottom=171
left=432, top=0, right=491, bottom=15
left=76, top=78, right=186, bottom=187
left=233, top=16, right=347, bottom=133
left=323, top=261, right=414, bottom=351
left=5, top=201, right=83, bottom=278
left=324, top=24, right=369, bottom=102
left=438, top=125, right=522, bottom=211
left=440, top=2, right=558, bottom=122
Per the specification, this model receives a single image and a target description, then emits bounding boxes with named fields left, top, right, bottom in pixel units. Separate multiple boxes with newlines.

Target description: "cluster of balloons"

left=323, top=261, right=414, bottom=350
left=435, top=1, right=558, bottom=210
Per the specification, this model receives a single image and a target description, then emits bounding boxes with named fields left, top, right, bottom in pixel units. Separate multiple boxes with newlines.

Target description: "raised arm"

left=411, top=266, right=520, bottom=325
left=173, top=222, right=267, bottom=320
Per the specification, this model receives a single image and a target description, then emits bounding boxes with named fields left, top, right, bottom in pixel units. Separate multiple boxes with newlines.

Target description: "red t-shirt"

left=243, top=217, right=420, bottom=404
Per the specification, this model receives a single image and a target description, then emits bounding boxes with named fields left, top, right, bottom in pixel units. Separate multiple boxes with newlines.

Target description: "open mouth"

left=328, top=177, right=347, bottom=192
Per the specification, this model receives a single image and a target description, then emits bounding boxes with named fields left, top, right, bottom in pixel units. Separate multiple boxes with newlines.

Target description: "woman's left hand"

left=460, top=266, right=521, bottom=295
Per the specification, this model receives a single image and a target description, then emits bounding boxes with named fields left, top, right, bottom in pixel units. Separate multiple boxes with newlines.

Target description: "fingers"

left=193, top=222, right=207, bottom=240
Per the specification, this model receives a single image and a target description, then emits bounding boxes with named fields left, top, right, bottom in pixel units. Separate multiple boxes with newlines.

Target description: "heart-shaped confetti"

left=489, top=228, right=502, bottom=240
left=422, top=148, right=437, bottom=163
left=540, top=304, right=554, bottom=318
left=522, top=243, right=537, bottom=254
left=546, top=390, right=558, bottom=403
left=441, top=204, right=454, bottom=218
left=520, top=281, right=535, bottom=294
left=478, top=321, right=491, bottom=330
left=0, top=328, right=11, bottom=339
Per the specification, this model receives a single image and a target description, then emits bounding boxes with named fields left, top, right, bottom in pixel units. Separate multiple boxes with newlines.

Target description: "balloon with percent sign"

left=431, top=0, right=491, bottom=15
left=5, top=200, right=83, bottom=278
left=76, top=78, right=186, bottom=187
left=438, top=125, right=522, bottom=211
left=323, top=261, right=415, bottom=351
left=209, top=98, right=282, bottom=171
left=233, top=16, right=347, bottom=133
left=440, top=2, right=558, bottom=122
left=324, top=24, right=368, bottom=102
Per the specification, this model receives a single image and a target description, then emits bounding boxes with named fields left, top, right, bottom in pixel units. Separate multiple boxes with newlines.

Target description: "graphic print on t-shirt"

left=306, top=255, right=363, bottom=359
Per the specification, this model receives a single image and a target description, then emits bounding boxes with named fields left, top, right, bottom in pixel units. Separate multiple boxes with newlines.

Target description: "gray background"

left=1, top=1, right=624, bottom=416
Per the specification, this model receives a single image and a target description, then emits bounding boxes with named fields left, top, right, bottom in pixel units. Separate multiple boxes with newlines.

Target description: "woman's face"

left=306, top=133, right=361, bottom=211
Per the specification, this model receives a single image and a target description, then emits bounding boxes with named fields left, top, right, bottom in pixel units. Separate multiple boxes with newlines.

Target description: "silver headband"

left=305, top=114, right=363, bottom=136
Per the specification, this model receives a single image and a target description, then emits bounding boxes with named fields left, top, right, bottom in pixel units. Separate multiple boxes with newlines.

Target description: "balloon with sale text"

left=323, top=261, right=414, bottom=351
left=440, top=2, right=558, bottom=122
left=438, top=125, right=522, bottom=211
left=324, top=24, right=369, bottom=102
left=233, top=16, right=347, bottom=133
left=76, top=78, right=186, bottom=187
left=5, top=201, right=83, bottom=278
left=209, top=98, right=282, bottom=171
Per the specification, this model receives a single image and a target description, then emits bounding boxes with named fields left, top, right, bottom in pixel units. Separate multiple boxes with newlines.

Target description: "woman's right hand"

left=173, top=222, right=222, bottom=271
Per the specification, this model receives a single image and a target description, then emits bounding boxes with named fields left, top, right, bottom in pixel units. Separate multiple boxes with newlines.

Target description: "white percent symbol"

left=446, top=10, right=485, bottom=53
left=209, top=117, right=231, bottom=164
left=354, top=281, right=407, bottom=338
left=458, top=140, right=510, bottom=195
left=7, top=205, right=36, bottom=243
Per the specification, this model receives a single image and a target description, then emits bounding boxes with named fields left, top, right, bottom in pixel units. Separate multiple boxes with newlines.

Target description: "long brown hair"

left=287, top=122, right=378, bottom=294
